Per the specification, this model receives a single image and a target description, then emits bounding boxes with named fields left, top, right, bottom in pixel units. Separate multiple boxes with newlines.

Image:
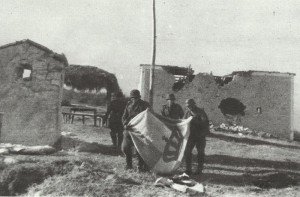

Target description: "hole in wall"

left=257, top=107, right=262, bottom=114
left=219, top=98, right=246, bottom=116
left=16, top=63, right=32, bottom=81
left=172, top=75, right=195, bottom=91
left=214, top=76, right=233, bottom=86
left=218, top=98, right=246, bottom=125
left=22, top=69, right=31, bottom=79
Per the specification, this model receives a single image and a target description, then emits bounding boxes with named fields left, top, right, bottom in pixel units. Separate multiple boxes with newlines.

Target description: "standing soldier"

left=183, top=99, right=210, bottom=175
left=161, top=93, right=184, bottom=119
left=121, top=89, right=150, bottom=171
left=103, top=92, right=126, bottom=149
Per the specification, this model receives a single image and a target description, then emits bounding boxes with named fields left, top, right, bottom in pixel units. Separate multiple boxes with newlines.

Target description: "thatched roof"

left=65, top=65, right=120, bottom=92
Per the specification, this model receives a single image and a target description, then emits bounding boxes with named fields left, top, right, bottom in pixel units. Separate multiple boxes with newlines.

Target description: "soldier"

left=103, top=92, right=126, bottom=149
left=161, top=93, right=184, bottom=119
left=121, top=89, right=150, bottom=171
left=183, top=99, right=210, bottom=175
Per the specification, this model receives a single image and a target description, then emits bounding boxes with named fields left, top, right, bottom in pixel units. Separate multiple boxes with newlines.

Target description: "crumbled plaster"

left=140, top=65, right=295, bottom=139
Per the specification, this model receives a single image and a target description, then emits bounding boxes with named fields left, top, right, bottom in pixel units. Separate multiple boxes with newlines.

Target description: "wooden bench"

left=62, top=112, right=105, bottom=127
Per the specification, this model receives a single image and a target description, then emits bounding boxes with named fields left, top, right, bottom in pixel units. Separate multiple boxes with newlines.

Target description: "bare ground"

left=0, top=117, right=299, bottom=196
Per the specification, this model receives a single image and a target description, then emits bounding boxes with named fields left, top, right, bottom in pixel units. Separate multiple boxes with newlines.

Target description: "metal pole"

left=149, top=0, right=156, bottom=108
left=0, top=112, right=3, bottom=138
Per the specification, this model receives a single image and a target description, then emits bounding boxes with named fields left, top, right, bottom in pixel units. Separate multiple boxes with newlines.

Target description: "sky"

left=0, top=0, right=299, bottom=127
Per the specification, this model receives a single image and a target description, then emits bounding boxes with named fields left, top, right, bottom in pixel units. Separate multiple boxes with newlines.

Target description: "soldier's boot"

left=185, top=153, right=193, bottom=175
left=185, top=168, right=192, bottom=176
left=137, top=154, right=149, bottom=172
left=125, top=154, right=133, bottom=170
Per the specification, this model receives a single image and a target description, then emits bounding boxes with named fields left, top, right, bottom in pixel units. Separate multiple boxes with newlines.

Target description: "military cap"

left=186, top=99, right=196, bottom=105
left=130, top=89, right=141, bottom=98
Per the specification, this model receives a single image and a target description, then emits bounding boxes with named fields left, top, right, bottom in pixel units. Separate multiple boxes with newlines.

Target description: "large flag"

left=128, top=109, right=192, bottom=174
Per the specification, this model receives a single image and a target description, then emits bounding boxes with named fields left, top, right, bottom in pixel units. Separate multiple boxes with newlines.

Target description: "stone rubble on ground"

left=61, top=131, right=77, bottom=137
left=0, top=143, right=56, bottom=155
left=214, top=123, right=277, bottom=139
left=154, top=173, right=205, bottom=195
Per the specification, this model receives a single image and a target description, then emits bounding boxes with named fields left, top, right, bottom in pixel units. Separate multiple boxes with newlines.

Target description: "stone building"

left=139, top=64, right=295, bottom=140
left=0, top=39, right=67, bottom=145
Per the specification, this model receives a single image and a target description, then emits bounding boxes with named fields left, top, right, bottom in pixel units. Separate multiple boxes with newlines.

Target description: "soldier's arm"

left=178, top=104, right=184, bottom=119
left=183, top=110, right=189, bottom=119
left=199, top=109, right=209, bottom=128
left=161, top=105, right=166, bottom=116
left=103, top=103, right=112, bottom=123
left=122, top=104, right=129, bottom=126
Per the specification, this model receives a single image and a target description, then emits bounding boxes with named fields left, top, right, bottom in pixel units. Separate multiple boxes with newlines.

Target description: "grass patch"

left=26, top=158, right=157, bottom=197
left=0, top=158, right=83, bottom=196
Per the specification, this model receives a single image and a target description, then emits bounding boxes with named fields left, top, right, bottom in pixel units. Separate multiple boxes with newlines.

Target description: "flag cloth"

left=128, top=109, right=192, bottom=174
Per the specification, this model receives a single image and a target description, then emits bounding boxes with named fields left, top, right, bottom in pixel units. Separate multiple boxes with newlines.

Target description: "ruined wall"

left=0, top=42, right=65, bottom=145
left=140, top=66, right=294, bottom=139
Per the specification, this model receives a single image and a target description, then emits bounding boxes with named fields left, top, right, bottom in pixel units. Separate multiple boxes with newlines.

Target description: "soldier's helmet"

left=166, top=93, right=176, bottom=100
left=130, top=89, right=141, bottom=98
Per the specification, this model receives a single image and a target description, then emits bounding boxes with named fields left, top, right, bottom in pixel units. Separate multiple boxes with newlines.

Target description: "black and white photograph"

left=0, top=0, right=299, bottom=196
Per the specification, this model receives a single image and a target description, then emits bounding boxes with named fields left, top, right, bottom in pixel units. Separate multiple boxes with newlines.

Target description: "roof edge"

left=0, top=39, right=68, bottom=66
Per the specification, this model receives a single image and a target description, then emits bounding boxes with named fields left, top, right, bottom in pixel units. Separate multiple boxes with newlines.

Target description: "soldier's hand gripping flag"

left=127, top=109, right=192, bottom=174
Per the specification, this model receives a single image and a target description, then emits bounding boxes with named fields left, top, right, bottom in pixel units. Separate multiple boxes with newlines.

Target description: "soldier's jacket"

left=184, top=106, right=210, bottom=138
left=122, top=99, right=150, bottom=126
left=104, top=99, right=126, bottom=126
left=161, top=103, right=184, bottom=119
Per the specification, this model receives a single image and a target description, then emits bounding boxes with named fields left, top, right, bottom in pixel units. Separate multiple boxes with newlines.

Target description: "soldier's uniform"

left=161, top=93, right=184, bottom=119
left=121, top=90, right=150, bottom=171
left=161, top=103, right=184, bottom=119
left=104, top=95, right=126, bottom=148
left=184, top=100, right=209, bottom=175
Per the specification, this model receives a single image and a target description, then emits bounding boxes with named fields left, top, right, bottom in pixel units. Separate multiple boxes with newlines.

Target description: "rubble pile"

left=212, top=123, right=277, bottom=139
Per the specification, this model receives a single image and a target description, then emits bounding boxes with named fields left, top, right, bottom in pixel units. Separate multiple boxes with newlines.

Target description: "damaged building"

left=139, top=64, right=295, bottom=140
left=0, top=39, right=67, bottom=145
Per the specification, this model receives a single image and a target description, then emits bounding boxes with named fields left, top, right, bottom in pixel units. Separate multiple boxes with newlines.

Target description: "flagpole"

left=149, top=0, right=156, bottom=108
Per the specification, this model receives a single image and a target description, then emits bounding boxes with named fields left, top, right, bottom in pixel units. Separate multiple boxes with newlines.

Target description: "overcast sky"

left=0, top=0, right=299, bottom=127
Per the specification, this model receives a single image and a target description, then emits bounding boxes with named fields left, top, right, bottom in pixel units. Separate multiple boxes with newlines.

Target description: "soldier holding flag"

left=121, top=89, right=150, bottom=172
left=161, top=93, right=184, bottom=119
left=183, top=99, right=210, bottom=175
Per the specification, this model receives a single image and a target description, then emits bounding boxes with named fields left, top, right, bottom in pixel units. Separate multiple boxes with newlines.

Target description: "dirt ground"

left=0, top=117, right=299, bottom=196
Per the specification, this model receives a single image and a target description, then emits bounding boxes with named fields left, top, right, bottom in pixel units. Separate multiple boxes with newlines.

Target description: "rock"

left=17, top=145, right=56, bottom=155
left=0, top=148, right=9, bottom=155
left=61, top=131, right=77, bottom=137
left=3, top=157, right=18, bottom=165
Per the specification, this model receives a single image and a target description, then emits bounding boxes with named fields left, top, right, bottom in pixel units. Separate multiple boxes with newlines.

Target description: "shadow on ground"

left=188, top=154, right=300, bottom=188
left=206, top=154, right=300, bottom=171
left=210, top=132, right=300, bottom=150
left=60, top=136, right=122, bottom=156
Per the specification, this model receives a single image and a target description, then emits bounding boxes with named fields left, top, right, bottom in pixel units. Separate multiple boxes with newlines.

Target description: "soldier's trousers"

left=121, top=130, right=147, bottom=169
left=109, top=123, right=123, bottom=148
left=185, top=136, right=206, bottom=172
